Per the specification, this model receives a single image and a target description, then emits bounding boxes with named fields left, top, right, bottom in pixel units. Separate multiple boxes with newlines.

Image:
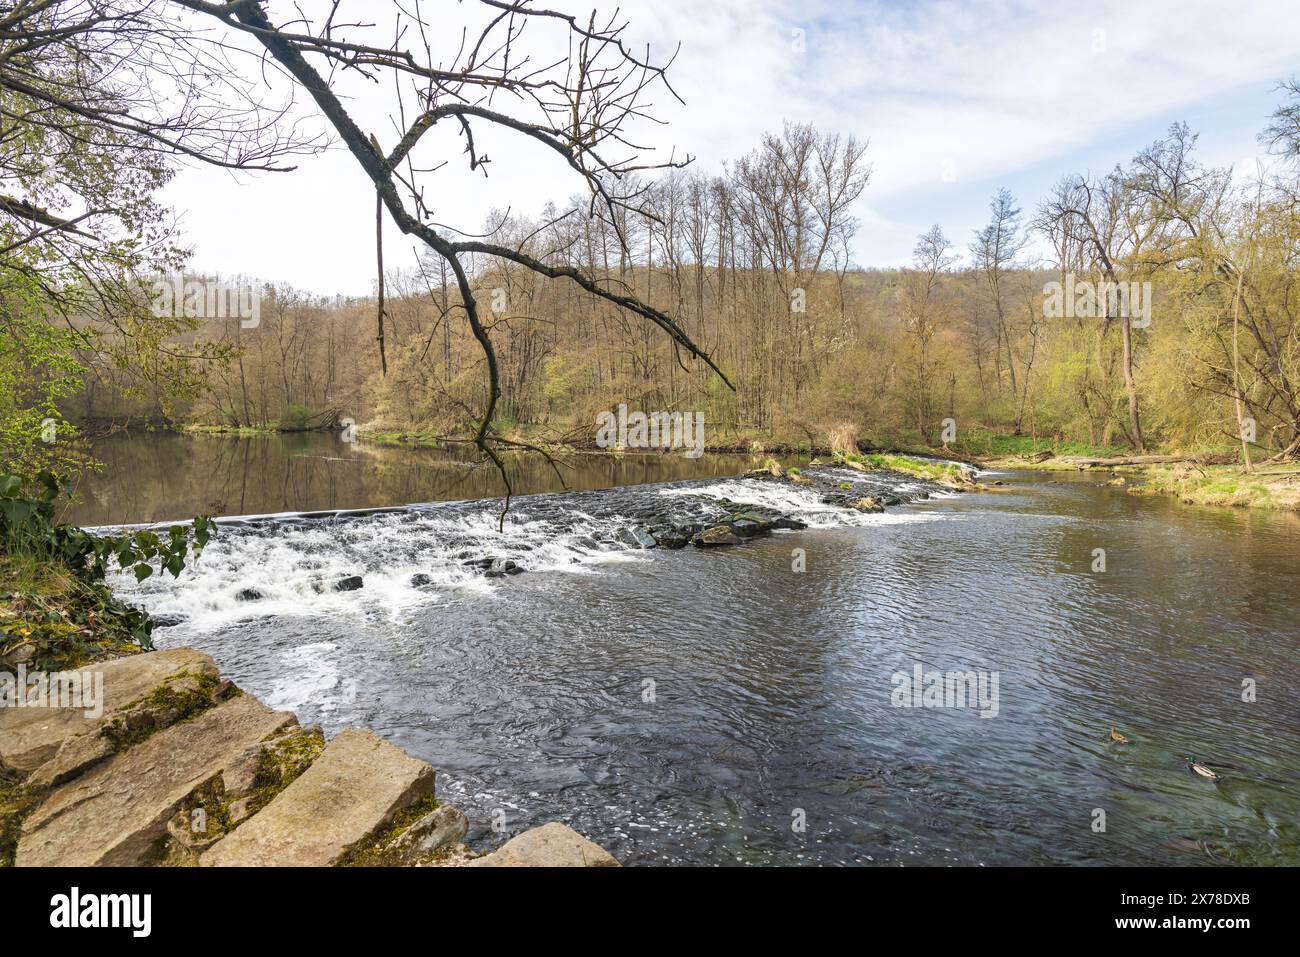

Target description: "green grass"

left=357, top=429, right=444, bottom=448
left=182, top=424, right=277, bottom=436
left=0, top=555, right=142, bottom=670
left=0, top=552, right=76, bottom=598
left=1128, top=464, right=1300, bottom=510
left=834, top=450, right=971, bottom=485
left=953, top=428, right=1128, bottom=461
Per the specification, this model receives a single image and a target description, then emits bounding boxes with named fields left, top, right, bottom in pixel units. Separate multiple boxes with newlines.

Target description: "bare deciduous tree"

left=168, top=0, right=730, bottom=522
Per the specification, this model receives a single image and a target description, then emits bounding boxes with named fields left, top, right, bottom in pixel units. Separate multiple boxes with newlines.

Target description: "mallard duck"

left=1109, top=727, right=1128, bottom=744
left=1189, top=760, right=1219, bottom=781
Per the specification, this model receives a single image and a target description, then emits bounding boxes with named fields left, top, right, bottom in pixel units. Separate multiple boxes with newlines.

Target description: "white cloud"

left=162, top=0, right=1300, bottom=290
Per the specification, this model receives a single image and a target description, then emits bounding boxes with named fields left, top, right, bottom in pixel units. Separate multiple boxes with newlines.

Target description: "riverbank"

left=983, top=451, right=1300, bottom=510
left=1126, top=462, right=1300, bottom=510
left=169, top=419, right=985, bottom=462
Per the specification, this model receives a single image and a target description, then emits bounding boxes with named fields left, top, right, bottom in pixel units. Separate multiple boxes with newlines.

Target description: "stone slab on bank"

left=465, top=822, right=621, bottom=867
left=0, top=648, right=219, bottom=774
left=200, top=728, right=436, bottom=866
left=16, top=693, right=296, bottom=866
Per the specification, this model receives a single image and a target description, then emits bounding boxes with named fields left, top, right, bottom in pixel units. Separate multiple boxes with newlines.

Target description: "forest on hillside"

left=4, top=1, right=1300, bottom=477
left=71, top=106, right=1300, bottom=464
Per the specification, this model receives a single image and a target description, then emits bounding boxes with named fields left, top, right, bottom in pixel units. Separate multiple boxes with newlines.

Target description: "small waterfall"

left=110, top=463, right=961, bottom=633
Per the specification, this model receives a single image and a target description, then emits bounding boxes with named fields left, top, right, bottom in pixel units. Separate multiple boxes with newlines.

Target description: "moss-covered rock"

left=245, top=725, right=326, bottom=817
left=104, top=670, right=226, bottom=752
left=0, top=770, right=43, bottom=867
left=336, top=793, right=445, bottom=866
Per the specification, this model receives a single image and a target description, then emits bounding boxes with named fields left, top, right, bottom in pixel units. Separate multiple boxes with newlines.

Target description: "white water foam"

left=657, top=478, right=950, bottom=527
left=115, top=471, right=950, bottom=633
left=113, top=500, right=653, bottom=632
left=264, top=642, right=340, bottom=712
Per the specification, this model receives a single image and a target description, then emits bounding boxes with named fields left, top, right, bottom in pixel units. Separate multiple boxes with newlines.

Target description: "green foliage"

left=1, top=473, right=212, bottom=584
left=279, top=403, right=313, bottom=430
left=1, top=33, right=234, bottom=476
left=833, top=449, right=968, bottom=483
left=0, top=273, right=90, bottom=476
left=956, top=427, right=1128, bottom=460
left=0, top=473, right=213, bottom=661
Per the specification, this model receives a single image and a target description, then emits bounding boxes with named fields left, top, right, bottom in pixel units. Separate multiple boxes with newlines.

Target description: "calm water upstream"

left=82, top=433, right=1300, bottom=866
left=64, top=431, right=785, bottom=526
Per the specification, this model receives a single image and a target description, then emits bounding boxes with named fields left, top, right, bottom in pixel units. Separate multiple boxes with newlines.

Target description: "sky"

left=162, top=0, right=1300, bottom=296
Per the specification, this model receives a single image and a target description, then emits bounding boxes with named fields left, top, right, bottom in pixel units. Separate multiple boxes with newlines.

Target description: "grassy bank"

left=826, top=450, right=976, bottom=486
left=1126, top=463, right=1300, bottom=510
left=0, top=554, right=146, bottom=672
left=972, top=438, right=1299, bottom=511
left=181, top=424, right=281, bottom=436
left=1, top=473, right=210, bottom=673
left=957, top=430, right=1132, bottom=469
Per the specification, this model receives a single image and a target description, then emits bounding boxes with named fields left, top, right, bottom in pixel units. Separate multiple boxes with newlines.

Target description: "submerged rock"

left=409, top=573, right=433, bottom=587
left=235, top=588, right=263, bottom=602
left=649, top=524, right=692, bottom=549
left=616, top=526, right=658, bottom=549
left=484, top=558, right=524, bottom=578
left=727, top=516, right=772, bottom=538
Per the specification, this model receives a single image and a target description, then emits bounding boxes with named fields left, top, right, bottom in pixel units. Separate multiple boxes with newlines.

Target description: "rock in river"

left=484, top=558, right=524, bottom=578
left=692, top=524, right=745, bottom=547
left=649, top=524, right=693, bottom=549
left=464, top=822, right=619, bottom=867
left=616, top=526, right=659, bottom=549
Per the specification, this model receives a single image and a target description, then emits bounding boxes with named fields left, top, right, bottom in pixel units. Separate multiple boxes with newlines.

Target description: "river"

left=74, top=432, right=1300, bottom=866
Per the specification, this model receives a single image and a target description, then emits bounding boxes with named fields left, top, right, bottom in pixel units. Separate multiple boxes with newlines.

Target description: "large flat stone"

left=0, top=648, right=218, bottom=774
left=465, top=823, right=620, bottom=867
left=200, top=728, right=435, bottom=867
left=16, top=693, right=296, bottom=866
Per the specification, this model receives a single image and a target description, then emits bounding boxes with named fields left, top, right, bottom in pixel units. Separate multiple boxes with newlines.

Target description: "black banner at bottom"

left=0, top=865, right=1283, bottom=943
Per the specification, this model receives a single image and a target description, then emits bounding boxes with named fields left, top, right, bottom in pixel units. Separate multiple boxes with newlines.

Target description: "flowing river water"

left=71, top=432, right=1300, bottom=866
